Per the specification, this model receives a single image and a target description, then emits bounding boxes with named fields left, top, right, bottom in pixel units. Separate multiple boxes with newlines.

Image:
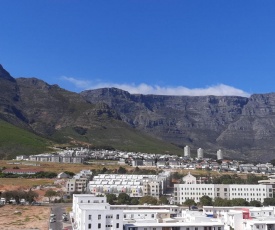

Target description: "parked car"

left=50, top=218, right=56, bottom=223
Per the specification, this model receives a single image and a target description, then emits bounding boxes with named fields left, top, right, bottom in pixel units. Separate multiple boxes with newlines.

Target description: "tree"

left=117, top=193, right=131, bottom=205
left=172, top=172, right=182, bottom=180
left=101, top=167, right=108, bottom=174
left=44, top=189, right=57, bottom=203
left=25, top=190, right=39, bottom=203
left=139, top=196, right=158, bottom=205
left=117, top=167, right=127, bottom=174
left=64, top=171, right=75, bottom=177
left=263, top=198, right=275, bottom=206
left=213, top=197, right=231, bottom=206
left=184, top=199, right=196, bottom=209
left=130, top=198, right=139, bottom=205
left=231, top=198, right=249, bottom=206
left=106, top=194, right=117, bottom=205
left=158, top=196, right=169, bottom=205
left=199, top=195, right=213, bottom=206
left=249, top=200, right=262, bottom=207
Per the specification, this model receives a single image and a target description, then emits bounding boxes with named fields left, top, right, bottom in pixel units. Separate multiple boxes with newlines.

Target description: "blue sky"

left=1, top=0, right=275, bottom=97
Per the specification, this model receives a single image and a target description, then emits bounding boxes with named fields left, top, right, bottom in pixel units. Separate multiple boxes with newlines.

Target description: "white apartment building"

left=174, top=183, right=273, bottom=204
left=72, top=195, right=123, bottom=230
left=66, top=170, right=92, bottom=194
left=89, top=172, right=170, bottom=198
left=72, top=194, right=224, bottom=230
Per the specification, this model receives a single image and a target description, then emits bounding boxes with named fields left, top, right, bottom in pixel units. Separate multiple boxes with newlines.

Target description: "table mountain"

left=81, top=88, right=275, bottom=162
left=2, top=64, right=275, bottom=161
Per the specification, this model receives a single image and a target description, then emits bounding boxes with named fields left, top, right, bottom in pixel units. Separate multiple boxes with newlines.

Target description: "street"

left=49, top=204, right=72, bottom=230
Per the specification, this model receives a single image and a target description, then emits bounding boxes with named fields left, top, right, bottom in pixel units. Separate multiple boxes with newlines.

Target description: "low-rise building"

left=174, top=183, right=273, bottom=204
left=72, top=194, right=225, bottom=230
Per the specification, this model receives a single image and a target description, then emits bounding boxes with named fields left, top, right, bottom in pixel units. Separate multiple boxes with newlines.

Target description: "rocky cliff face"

left=81, top=88, right=275, bottom=161
left=0, top=65, right=28, bottom=127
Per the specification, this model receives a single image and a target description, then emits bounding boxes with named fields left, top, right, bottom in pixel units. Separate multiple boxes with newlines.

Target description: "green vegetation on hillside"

left=52, top=122, right=184, bottom=155
left=0, top=119, right=51, bottom=159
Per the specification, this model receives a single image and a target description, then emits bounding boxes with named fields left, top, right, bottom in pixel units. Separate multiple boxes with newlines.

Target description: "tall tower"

left=197, top=148, right=204, bottom=159
left=217, top=149, right=223, bottom=160
left=184, top=145, right=191, bottom=157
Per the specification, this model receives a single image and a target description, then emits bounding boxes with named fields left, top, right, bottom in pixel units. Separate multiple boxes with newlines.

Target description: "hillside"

left=0, top=65, right=184, bottom=158
left=2, top=64, right=275, bottom=161
left=0, top=119, right=51, bottom=159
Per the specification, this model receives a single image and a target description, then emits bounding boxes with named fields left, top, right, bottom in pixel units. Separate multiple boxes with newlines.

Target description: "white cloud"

left=61, top=76, right=250, bottom=97
left=61, top=76, right=91, bottom=89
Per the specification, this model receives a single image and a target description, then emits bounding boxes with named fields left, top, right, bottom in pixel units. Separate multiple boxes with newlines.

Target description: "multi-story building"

left=72, top=194, right=225, bottom=230
left=174, top=183, right=273, bottom=204
left=66, top=170, right=92, bottom=194
left=89, top=172, right=170, bottom=198
left=184, top=145, right=191, bottom=157
left=72, top=195, right=123, bottom=230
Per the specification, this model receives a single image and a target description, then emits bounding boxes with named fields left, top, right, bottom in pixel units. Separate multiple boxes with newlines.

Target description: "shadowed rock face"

left=81, top=88, right=275, bottom=161
left=1, top=64, right=275, bottom=161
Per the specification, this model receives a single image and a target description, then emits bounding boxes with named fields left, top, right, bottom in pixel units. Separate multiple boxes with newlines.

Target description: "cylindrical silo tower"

left=217, top=149, right=223, bottom=160
left=197, top=148, right=204, bottom=159
left=184, top=145, right=191, bottom=157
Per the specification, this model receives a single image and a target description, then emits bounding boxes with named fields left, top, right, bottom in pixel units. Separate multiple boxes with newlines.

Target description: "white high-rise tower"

left=197, top=148, right=204, bottom=159
left=184, top=145, right=191, bottom=157
left=217, top=149, right=223, bottom=160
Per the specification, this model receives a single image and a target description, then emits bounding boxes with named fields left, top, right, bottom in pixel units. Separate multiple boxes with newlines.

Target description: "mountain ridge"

left=1, top=65, right=275, bottom=161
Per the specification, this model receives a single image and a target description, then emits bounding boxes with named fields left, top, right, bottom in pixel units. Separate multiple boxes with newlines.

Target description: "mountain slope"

left=81, top=88, right=275, bottom=161
left=0, top=65, right=184, bottom=158
left=0, top=119, right=51, bottom=159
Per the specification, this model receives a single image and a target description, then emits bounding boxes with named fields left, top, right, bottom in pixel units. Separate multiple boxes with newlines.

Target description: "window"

left=98, top=215, right=101, bottom=220
left=116, top=223, right=119, bottom=228
left=88, top=215, right=91, bottom=220
left=116, top=214, right=119, bottom=219
left=88, top=223, right=91, bottom=229
left=98, top=223, right=101, bottom=228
